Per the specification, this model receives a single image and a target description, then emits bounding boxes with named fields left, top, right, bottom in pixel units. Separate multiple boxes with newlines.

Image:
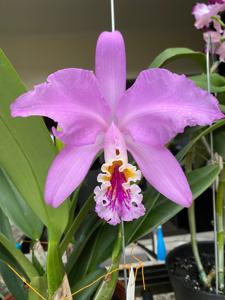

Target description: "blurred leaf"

left=0, top=49, right=69, bottom=238
left=0, top=209, right=28, bottom=300
left=149, top=48, right=206, bottom=70
left=0, top=168, right=43, bottom=239
left=190, top=73, right=225, bottom=93
left=214, top=126, right=225, bottom=160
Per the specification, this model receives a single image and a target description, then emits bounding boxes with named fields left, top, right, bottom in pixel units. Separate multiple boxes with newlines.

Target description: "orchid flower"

left=193, top=0, right=225, bottom=29
left=11, top=31, right=223, bottom=225
left=204, top=29, right=225, bottom=61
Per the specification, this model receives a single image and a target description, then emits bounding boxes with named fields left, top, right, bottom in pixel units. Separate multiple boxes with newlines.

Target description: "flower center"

left=94, top=159, right=145, bottom=225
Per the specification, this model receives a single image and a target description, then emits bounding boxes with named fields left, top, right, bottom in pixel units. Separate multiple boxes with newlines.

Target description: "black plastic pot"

left=166, top=242, right=225, bottom=300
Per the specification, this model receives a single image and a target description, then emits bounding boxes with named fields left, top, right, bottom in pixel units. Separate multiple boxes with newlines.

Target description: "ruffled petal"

left=11, top=68, right=110, bottom=146
left=127, top=139, right=192, bottom=207
left=45, top=142, right=102, bottom=207
left=95, top=31, right=126, bottom=113
left=117, top=68, right=224, bottom=146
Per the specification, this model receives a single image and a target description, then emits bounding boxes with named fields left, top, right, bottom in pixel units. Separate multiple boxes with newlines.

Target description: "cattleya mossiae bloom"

left=11, top=31, right=224, bottom=225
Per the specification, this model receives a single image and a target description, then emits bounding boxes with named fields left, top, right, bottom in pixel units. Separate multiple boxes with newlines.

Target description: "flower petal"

left=127, top=139, right=192, bottom=207
left=45, top=142, right=102, bottom=207
left=95, top=31, right=126, bottom=112
left=11, top=68, right=110, bottom=146
left=118, top=68, right=224, bottom=146
left=192, top=2, right=225, bottom=29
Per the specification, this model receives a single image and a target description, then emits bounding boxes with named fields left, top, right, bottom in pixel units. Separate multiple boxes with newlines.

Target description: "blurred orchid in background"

left=193, top=0, right=225, bottom=29
left=11, top=31, right=223, bottom=225
left=193, top=0, right=225, bottom=61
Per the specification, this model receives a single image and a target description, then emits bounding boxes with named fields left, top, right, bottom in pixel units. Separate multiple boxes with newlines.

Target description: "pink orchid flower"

left=193, top=1, right=225, bottom=29
left=204, top=29, right=225, bottom=61
left=11, top=31, right=223, bottom=225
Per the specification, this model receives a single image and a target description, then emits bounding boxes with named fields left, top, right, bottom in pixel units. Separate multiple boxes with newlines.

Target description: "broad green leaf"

left=0, top=209, right=28, bottom=300
left=0, top=49, right=69, bottom=238
left=190, top=73, right=225, bottom=93
left=0, top=168, right=43, bottom=239
left=47, top=240, right=64, bottom=296
left=0, top=232, right=38, bottom=280
left=131, top=164, right=220, bottom=241
left=149, top=48, right=206, bottom=70
left=28, top=276, right=47, bottom=300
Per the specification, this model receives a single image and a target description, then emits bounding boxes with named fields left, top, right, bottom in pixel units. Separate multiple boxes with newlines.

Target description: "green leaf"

left=0, top=168, right=43, bottom=239
left=28, top=276, right=47, bottom=300
left=47, top=239, right=64, bottom=296
left=190, top=73, right=225, bottom=93
left=176, top=119, right=225, bottom=162
left=0, top=232, right=38, bottom=280
left=149, top=48, right=206, bottom=70
left=93, top=225, right=122, bottom=300
left=66, top=214, right=101, bottom=274
left=131, top=164, right=220, bottom=241
left=0, top=209, right=28, bottom=300
left=71, top=269, right=105, bottom=300
left=0, top=49, right=69, bottom=238
left=214, top=126, right=225, bottom=160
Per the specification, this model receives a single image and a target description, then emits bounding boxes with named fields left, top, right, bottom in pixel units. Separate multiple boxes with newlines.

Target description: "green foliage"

left=0, top=168, right=43, bottom=240
left=0, top=209, right=28, bottom=299
left=0, top=49, right=69, bottom=239
left=149, top=47, right=206, bottom=70
left=190, top=73, right=225, bottom=93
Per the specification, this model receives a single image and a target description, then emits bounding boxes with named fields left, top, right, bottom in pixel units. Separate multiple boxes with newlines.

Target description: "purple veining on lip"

left=105, top=165, right=130, bottom=210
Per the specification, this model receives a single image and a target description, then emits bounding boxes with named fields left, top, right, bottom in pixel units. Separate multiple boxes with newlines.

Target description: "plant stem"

left=216, top=168, right=225, bottom=291
left=188, top=204, right=210, bottom=287
left=186, top=153, right=210, bottom=288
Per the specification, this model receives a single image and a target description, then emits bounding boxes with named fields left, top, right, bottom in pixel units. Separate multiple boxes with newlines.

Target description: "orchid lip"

left=94, top=158, right=145, bottom=225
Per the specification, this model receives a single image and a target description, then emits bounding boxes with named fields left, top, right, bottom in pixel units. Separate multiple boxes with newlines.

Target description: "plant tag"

left=126, top=266, right=135, bottom=300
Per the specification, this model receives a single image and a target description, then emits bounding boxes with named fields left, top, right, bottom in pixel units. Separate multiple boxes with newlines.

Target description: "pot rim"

left=166, top=241, right=225, bottom=298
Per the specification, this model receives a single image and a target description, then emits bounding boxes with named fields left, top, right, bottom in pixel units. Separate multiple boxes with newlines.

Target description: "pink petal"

left=95, top=31, right=126, bottom=113
left=127, top=140, right=192, bottom=207
left=11, top=68, right=110, bottom=146
left=203, top=31, right=221, bottom=43
left=216, top=42, right=225, bottom=61
left=45, top=142, right=102, bottom=207
left=117, top=68, right=224, bottom=146
left=192, top=2, right=225, bottom=29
